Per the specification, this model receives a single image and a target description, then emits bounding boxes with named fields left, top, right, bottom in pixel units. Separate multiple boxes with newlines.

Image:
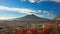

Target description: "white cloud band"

left=0, top=6, right=35, bottom=15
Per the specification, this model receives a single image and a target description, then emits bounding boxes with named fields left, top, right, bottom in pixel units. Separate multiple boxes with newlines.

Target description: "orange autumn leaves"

left=13, top=28, right=53, bottom=34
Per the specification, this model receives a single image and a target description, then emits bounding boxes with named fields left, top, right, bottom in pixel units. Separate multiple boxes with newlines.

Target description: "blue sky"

left=0, top=0, right=60, bottom=20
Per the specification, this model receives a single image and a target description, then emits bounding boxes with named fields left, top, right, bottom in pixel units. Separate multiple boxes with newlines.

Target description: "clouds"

left=20, top=0, right=60, bottom=3
left=28, top=0, right=37, bottom=3
left=34, top=10, right=54, bottom=19
left=0, top=6, right=53, bottom=18
left=0, top=6, right=35, bottom=15
left=35, top=10, right=53, bottom=16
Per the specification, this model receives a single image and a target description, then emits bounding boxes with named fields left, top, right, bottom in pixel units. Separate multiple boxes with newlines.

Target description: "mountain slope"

left=14, top=14, right=49, bottom=21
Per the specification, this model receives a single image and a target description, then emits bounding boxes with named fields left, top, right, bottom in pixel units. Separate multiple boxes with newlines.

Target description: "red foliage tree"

left=18, top=29, right=26, bottom=34
left=38, top=28, right=53, bottom=34
left=13, top=28, right=53, bottom=34
left=27, top=28, right=38, bottom=34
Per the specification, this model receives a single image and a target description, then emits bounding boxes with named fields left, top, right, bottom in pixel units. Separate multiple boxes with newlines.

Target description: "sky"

left=0, top=0, right=60, bottom=20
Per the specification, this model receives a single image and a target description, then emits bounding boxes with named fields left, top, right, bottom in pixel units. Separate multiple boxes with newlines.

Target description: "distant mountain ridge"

left=14, top=14, right=49, bottom=21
